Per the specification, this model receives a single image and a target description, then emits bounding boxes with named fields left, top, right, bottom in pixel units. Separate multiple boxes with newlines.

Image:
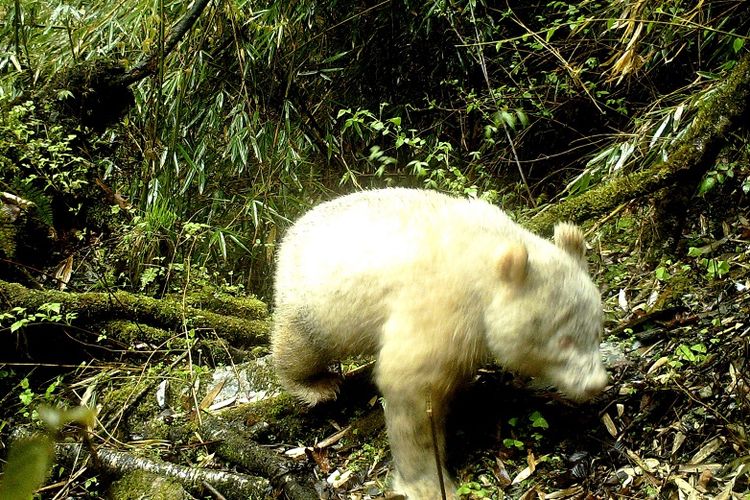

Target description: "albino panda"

left=271, top=188, right=607, bottom=499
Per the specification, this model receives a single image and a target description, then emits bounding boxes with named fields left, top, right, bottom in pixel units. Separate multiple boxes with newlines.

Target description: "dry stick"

left=427, top=395, right=447, bottom=500
left=202, top=481, right=227, bottom=500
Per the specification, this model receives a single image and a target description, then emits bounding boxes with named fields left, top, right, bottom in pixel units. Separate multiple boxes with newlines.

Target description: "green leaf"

left=516, top=109, right=529, bottom=128
left=39, top=302, right=61, bottom=314
left=655, top=267, right=670, bottom=281
left=10, top=319, right=28, bottom=333
left=733, top=37, right=745, bottom=53
left=677, top=344, right=695, bottom=361
left=529, top=410, right=549, bottom=429
left=19, top=390, right=33, bottom=405
left=0, top=435, right=55, bottom=500
left=502, top=438, right=524, bottom=449
left=716, top=260, right=730, bottom=276
left=690, top=343, right=707, bottom=354
left=500, top=110, right=516, bottom=130
left=649, top=115, right=670, bottom=148
left=697, top=176, right=716, bottom=196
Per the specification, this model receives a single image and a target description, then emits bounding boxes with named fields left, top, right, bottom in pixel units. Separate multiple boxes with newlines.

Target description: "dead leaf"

left=494, top=457, right=512, bottom=488
left=511, top=465, right=533, bottom=485
left=545, top=486, right=584, bottom=499
left=526, top=449, right=537, bottom=471
left=672, top=431, right=686, bottom=455
left=672, top=476, right=700, bottom=498
left=647, top=356, right=670, bottom=374
left=54, top=255, right=74, bottom=290
left=689, top=437, right=723, bottom=464
left=697, top=467, right=713, bottom=491
left=327, top=468, right=353, bottom=488
left=602, top=412, right=618, bottom=437
left=284, top=446, right=309, bottom=459
left=618, top=289, right=628, bottom=311
left=199, top=379, right=226, bottom=411
left=312, top=447, right=332, bottom=473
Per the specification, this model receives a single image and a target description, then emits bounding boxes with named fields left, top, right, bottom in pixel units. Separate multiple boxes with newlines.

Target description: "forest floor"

left=1, top=201, right=749, bottom=500
left=284, top=202, right=750, bottom=499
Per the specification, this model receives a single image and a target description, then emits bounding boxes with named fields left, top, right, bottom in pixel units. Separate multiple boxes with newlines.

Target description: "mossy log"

left=170, top=289, right=268, bottom=321
left=53, top=440, right=271, bottom=499
left=0, top=280, right=270, bottom=349
left=527, top=50, right=750, bottom=234
left=97, top=320, right=254, bottom=364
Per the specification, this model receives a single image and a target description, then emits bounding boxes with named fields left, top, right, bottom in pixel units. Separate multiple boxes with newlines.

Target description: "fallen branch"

left=54, top=439, right=270, bottom=499
left=0, top=280, right=269, bottom=348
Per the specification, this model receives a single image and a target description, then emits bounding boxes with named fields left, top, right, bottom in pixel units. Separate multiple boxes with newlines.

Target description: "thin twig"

left=467, top=1, right=535, bottom=206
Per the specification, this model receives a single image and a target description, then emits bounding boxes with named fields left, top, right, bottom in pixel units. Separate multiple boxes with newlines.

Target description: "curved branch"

left=117, top=0, right=213, bottom=86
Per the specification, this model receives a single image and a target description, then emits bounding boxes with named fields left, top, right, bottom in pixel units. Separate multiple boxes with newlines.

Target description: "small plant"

left=529, top=410, right=549, bottom=442
left=698, top=162, right=736, bottom=196
left=687, top=246, right=731, bottom=280
left=17, top=376, right=65, bottom=418
left=0, top=303, right=77, bottom=333
left=670, top=343, right=707, bottom=368
left=0, top=98, right=91, bottom=223
left=502, top=437, right=525, bottom=450
left=456, top=480, right=492, bottom=498
left=702, top=259, right=730, bottom=280
left=337, top=104, right=500, bottom=200
left=529, top=411, right=549, bottom=429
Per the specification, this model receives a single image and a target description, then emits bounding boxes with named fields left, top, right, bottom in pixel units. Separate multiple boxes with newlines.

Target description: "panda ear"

left=554, top=222, right=586, bottom=261
left=496, top=243, right=528, bottom=284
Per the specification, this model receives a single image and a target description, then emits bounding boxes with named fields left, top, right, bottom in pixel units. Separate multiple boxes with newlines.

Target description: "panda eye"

left=558, top=334, right=574, bottom=350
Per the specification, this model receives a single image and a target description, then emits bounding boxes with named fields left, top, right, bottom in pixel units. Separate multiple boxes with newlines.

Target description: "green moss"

left=224, top=393, right=306, bottom=441
left=178, top=289, right=268, bottom=320
left=0, top=280, right=271, bottom=348
left=105, top=320, right=175, bottom=345
left=0, top=214, right=16, bottom=257
left=109, top=471, right=188, bottom=500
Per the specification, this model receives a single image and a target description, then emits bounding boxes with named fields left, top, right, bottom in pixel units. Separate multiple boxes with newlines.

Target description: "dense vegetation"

left=1, top=0, right=749, bottom=498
